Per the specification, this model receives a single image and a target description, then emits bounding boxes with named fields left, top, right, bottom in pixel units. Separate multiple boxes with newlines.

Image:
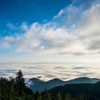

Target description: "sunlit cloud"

left=1, top=1, right=100, bottom=57
left=53, top=9, right=64, bottom=18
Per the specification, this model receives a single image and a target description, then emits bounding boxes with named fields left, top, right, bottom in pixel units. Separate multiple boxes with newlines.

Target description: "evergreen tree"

left=16, top=69, right=24, bottom=83
left=56, top=91, right=63, bottom=100
left=65, top=94, right=71, bottom=100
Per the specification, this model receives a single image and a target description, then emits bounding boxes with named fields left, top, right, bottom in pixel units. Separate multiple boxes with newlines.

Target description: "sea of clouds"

left=0, top=63, right=100, bottom=81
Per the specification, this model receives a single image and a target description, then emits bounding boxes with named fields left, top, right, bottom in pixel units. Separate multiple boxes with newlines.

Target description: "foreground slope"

left=48, top=81, right=100, bottom=100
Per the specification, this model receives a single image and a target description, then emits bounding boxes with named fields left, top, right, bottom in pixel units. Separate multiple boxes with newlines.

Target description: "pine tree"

left=15, top=70, right=25, bottom=96
left=56, top=91, right=63, bottom=100
left=16, top=69, right=24, bottom=83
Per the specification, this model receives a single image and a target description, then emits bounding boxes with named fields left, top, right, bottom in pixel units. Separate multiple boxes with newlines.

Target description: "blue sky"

left=0, top=0, right=100, bottom=63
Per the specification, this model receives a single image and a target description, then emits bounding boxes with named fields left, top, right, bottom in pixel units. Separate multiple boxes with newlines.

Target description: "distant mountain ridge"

left=28, top=77, right=100, bottom=92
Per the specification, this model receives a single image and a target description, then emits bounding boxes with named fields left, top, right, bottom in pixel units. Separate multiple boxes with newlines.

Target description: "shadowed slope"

left=29, top=77, right=100, bottom=92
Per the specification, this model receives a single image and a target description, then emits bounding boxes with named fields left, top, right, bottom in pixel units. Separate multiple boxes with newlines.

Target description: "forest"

left=0, top=70, right=100, bottom=100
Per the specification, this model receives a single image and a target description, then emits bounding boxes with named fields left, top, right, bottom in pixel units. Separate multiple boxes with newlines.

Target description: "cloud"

left=0, top=42, right=10, bottom=48
left=72, top=3, right=100, bottom=52
left=20, top=22, right=28, bottom=31
left=53, top=4, right=81, bottom=28
left=43, top=20, right=47, bottom=22
left=55, top=51, right=86, bottom=56
left=1, top=1, right=100, bottom=56
left=72, top=66, right=87, bottom=69
left=88, top=40, right=100, bottom=50
left=53, top=9, right=64, bottom=18
left=6, top=23, right=17, bottom=30
left=1, top=63, right=100, bottom=81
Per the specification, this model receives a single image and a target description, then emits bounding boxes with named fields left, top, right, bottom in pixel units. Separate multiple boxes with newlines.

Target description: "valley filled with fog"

left=0, top=63, right=100, bottom=81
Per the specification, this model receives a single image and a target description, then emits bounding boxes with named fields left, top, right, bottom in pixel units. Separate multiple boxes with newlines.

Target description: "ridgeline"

left=0, top=70, right=100, bottom=100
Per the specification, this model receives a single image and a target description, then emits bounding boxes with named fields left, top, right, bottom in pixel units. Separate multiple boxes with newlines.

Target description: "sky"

left=0, top=0, right=100, bottom=64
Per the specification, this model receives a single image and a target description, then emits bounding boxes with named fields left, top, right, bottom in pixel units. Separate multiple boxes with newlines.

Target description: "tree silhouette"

left=15, top=69, right=25, bottom=96
left=16, top=69, right=24, bottom=83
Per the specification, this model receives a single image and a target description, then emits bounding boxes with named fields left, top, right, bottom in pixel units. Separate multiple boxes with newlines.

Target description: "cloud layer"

left=0, top=63, right=100, bottom=81
left=1, top=1, right=100, bottom=56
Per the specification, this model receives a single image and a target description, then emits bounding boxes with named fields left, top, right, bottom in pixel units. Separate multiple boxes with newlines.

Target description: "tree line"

left=0, top=70, right=96, bottom=100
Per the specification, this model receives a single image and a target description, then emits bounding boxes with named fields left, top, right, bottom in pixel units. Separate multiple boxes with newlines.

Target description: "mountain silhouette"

left=29, top=77, right=100, bottom=92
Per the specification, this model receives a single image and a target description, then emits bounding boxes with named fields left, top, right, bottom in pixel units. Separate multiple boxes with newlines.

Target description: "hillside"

left=29, top=77, right=100, bottom=92
left=47, top=81, right=100, bottom=100
left=0, top=70, right=100, bottom=100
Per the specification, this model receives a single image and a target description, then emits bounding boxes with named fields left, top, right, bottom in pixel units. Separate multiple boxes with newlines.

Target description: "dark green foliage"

left=48, top=83, right=100, bottom=100
left=56, top=91, right=63, bottom=100
left=0, top=73, right=83, bottom=100
left=16, top=69, right=24, bottom=83
left=0, top=70, right=34, bottom=100
left=41, top=88, right=52, bottom=100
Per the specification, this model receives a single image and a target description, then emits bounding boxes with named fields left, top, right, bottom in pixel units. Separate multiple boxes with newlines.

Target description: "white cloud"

left=53, top=4, right=81, bottom=28
left=43, top=20, right=47, bottom=22
left=1, top=2, right=100, bottom=56
left=4, top=36, right=15, bottom=42
left=0, top=42, right=10, bottom=48
left=1, top=63, right=100, bottom=81
left=53, top=9, right=64, bottom=18
left=72, top=3, right=100, bottom=51
left=20, top=22, right=28, bottom=31
left=6, top=23, right=17, bottom=30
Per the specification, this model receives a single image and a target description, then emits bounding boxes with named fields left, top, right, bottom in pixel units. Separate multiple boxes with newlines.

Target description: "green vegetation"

left=0, top=70, right=100, bottom=100
left=48, top=82, right=100, bottom=100
left=0, top=70, right=33, bottom=100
